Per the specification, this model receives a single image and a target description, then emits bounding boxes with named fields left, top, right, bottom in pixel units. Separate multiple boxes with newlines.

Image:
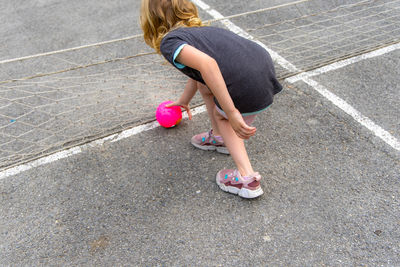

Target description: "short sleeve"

left=173, top=44, right=187, bottom=69
left=160, top=32, right=188, bottom=69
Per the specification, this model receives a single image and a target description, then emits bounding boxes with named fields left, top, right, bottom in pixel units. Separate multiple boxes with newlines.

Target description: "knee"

left=213, top=106, right=226, bottom=121
left=197, top=82, right=213, bottom=97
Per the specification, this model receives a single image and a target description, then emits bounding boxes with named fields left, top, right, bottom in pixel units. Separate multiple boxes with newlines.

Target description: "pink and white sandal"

left=191, top=129, right=229, bottom=154
left=216, top=169, right=263, bottom=198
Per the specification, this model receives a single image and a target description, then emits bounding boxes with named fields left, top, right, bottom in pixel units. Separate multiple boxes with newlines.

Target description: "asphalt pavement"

left=1, top=0, right=399, bottom=266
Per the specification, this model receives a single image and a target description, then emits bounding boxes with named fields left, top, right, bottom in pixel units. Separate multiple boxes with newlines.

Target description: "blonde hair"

left=140, top=0, right=204, bottom=53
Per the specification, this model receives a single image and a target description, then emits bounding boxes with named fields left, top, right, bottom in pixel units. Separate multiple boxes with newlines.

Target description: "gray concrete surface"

left=1, top=81, right=399, bottom=265
left=1, top=0, right=399, bottom=266
left=1, top=0, right=141, bottom=60
left=311, top=49, right=400, bottom=141
left=1, top=0, right=213, bottom=61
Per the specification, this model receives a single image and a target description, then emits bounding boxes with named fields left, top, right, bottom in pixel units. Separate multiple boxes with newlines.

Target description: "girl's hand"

left=166, top=101, right=192, bottom=120
left=227, top=109, right=256, bottom=139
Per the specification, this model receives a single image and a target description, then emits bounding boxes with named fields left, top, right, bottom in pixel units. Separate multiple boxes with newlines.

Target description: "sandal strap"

left=245, top=172, right=262, bottom=183
left=200, top=129, right=223, bottom=145
left=224, top=170, right=261, bottom=185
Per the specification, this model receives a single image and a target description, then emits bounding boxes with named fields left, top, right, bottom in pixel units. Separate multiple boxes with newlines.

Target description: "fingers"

left=227, top=109, right=257, bottom=138
left=165, top=102, right=177, bottom=108
left=165, top=102, right=192, bottom=120
left=183, top=105, right=192, bottom=120
left=235, top=122, right=256, bottom=139
left=243, top=123, right=256, bottom=132
left=187, top=108, right=192, bottom=120
left=236, top=127, right=256, bottom=139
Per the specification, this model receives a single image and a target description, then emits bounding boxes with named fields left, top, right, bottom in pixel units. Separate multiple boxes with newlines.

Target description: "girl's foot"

left=191, top=129, right=229, bottom=154
left=216, top=169, right=263, bottom=198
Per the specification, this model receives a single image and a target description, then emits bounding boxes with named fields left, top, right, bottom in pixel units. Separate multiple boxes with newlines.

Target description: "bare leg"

left=213, top=107, right=255, bottom=177
left=197, top=81, right=254, bottom=176
left=197, top=82, right=221, bottom=136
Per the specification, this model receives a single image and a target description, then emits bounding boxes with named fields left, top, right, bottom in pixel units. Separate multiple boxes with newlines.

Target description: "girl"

left=140, top=0, right=282, bottom=198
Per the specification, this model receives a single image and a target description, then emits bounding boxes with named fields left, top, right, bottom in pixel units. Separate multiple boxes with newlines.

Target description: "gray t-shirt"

left=160, top=26, right=282, bottom=114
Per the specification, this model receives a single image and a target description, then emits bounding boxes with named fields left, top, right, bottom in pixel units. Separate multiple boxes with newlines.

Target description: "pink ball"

left=155, top=101, right=182, bottom=128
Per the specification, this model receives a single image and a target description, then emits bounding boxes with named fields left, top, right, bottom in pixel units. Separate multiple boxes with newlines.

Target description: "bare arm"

left=176, top=45, right=256, bottom=139
left=166, top=78, right=197, bottom=120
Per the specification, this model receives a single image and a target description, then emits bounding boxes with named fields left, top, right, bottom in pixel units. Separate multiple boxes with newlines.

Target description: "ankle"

left=239, top=169, right=256, bottom=178
left=210, top=129, right=223, bottom=140
left=211, top=129, right=221, bottom=137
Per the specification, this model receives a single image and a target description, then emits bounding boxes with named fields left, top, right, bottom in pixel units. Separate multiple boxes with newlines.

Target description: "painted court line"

left=1, top=2, right=399, bottom=179
left=0, top=34, right=143, bottom=65
left=302, top=77, right=400, bottom=151
left=193, top=0, right=400, bottom=153
left=0, top=147, right=82, bottom=180
left=287, top=42, right=400, bottom=83
left=111, top=106, right=206, bottom=143
left=197, top=1, right=299, bottom=73
left=0, top=106, right=206, bottom=180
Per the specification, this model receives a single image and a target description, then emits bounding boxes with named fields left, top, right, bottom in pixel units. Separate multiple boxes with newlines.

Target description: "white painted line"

left=111, top=121, right=160, bottom=143
left=193, top=0, right=400, bottom=152
left=0, top=147, right=82, bottom=180
left=211, top=0, right=312, bottom=22
left=0, top=105, right=207, bottom=179
left=111, top=105, right=206, bottom=142
left=193, top=0, right=299, bottom=73
left=302, top=77, right=400, bottom=151
left=0, top=0, right=309, bottom=65
left=0, top=34, right=143, bottom=65
left=198, top=0, right=313, bottom=21
left=287, top=42, right=400, bottom=83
